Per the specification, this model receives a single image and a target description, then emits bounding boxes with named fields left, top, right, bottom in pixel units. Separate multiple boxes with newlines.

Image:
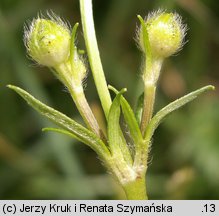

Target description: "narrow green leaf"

left=109, top=86, right=147, bottom=167
left=108, top=86, right=144, bottom=155
left=121, top=97, right=143, bottom=151
left=135, top=92, right=144, bottom=126
left=70, top=23, right=79, bottom=52
left=70, top=22, right=79, bottom=68
left=42, top=127, right=83, bottom=142
left=144, top=85, right=215, bottom=140
left=8, top=85, right=110, bottom=159
left=137, top=15, right=152, bottom=70
left=107, top=88, right=133, bottom=165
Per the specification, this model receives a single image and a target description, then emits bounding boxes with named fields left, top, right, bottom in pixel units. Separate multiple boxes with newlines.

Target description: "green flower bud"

left=25, top=15, right=71, bottom=67
left=138, top=10, right=187, bottom=58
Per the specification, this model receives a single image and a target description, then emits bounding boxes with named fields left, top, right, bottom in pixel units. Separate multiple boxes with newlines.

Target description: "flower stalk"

left=55, top=63, right=104, bottom=139
left=140, top=84, right=156, bottom=135
left=24, top=15, right=104, bottom=139
left=137, top=11, right=186, bottom=135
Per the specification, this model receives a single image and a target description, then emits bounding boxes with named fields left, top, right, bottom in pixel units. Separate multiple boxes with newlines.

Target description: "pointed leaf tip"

left=42, top=127, right=81, bottom=141
left=7, top=84, right=14, bottom=89
left=144, top=85, right=215, bottom=140
left=108, top=85, right=144, bottom=159
left=137, top=15, right=144, bottom=23
left=108, top=85, right=127, bottom=94
left=107, top=87, right=133, bottom=164
left=208, top=85, right=215, bottom=90
left=8, top=85, right=110, bottom=159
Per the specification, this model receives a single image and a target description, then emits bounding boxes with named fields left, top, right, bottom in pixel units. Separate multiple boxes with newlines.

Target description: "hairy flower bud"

left=139, top=10, right=187, bottom=58
left=25, top=15, right=71, bottom=67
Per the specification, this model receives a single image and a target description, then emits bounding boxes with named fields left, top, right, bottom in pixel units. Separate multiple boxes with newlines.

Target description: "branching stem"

left=55, top=64, right=105, bottom=140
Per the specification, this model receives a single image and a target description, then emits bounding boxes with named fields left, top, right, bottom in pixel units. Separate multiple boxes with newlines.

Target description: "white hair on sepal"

left=134, top=9, right=165, bottom=53
left=172, top=11, right=188, bottom=54
left=24, top=10, right=71, bottom=45
left=46, top=10, right=71, bottom=32
left=136, top=9, right=188, bottom=58
left=134, top=20, right=141, bottom=51
left=145, top=8, right=165, bottom=22
left=23, top=20, right=39, bottom=65
left=23, top=11, right=71, bottom=67
left=23, top=18, right=35, bottom=50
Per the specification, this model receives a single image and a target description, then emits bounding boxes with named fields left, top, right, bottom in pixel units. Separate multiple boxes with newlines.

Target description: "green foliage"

left=0, top=0, right=218, bottom=199
left=145, top=85, right=215, bottom=139
left=7, top=85, right=110, bottom=160
left=135, top=93, right=144, bottom=126
left=107, top=89, right=127, bottom=157
left=109, top=85, right=144, bottom=163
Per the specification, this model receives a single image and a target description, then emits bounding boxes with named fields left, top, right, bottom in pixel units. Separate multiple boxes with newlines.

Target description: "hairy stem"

left=80, top=0, right=112, bottom=118
left=69, top=85, right=106, bottom=140
left=55, top=64, right=105, bottom=140
left=140, top=84, right=156, bottom=135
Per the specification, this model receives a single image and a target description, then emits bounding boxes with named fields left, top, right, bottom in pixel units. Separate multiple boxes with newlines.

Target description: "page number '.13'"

left=202, top=204, right=216, bottom=213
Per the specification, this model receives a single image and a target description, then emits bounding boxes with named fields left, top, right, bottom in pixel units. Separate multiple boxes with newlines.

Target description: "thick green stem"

left=80, top=0, right=112, bottom=118
left=123, top=176, right=148, bottom=200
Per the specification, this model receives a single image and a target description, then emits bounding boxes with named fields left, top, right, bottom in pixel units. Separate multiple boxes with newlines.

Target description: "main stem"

left=123, top=175, right=148, bottom=200
left=80, top=0, right=112, bottom=118
left=80, top=0, right=148, bottom=200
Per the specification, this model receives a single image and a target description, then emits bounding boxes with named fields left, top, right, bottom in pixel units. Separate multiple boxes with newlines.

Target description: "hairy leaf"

left=108, top=88, right=127, bottom=157
left=144, top=85, right=215, bottom=140
left=8, top=85, right=110, bottom=159
left=137, top=15, right=152, bottom=70
left=109, top=86, right=144, bottom=155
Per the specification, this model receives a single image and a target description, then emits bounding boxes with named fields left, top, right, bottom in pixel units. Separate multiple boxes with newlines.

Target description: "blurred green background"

left=0, top=0, right=219, bottom=199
